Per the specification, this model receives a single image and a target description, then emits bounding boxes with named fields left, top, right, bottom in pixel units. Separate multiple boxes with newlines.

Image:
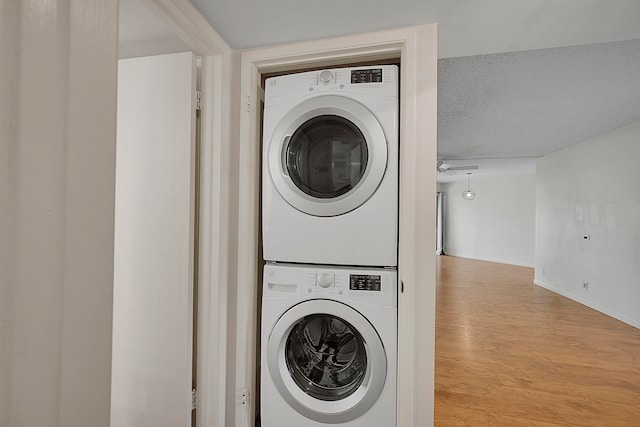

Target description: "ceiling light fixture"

left=462, top=173, right=476, bottom=200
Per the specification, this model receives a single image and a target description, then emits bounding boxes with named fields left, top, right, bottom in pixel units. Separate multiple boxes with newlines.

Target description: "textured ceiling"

left=438, top=39, right=640, bottom=161
left=120, top=0, right=640, bottom=179
left=436, top=158, right=536, bottom=183
left=185, top=0, right=640, bottom=164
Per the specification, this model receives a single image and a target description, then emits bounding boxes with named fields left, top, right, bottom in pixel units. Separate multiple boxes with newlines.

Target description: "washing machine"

left=261, top=263, right=397, bottom=427
left=262, top=65, right=399, bottom=267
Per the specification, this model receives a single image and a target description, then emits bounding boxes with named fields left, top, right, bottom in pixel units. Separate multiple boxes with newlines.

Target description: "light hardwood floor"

left=434, top=256, right=640, bottom=426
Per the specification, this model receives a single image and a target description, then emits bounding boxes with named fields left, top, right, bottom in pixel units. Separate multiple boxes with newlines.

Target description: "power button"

left=317, top=272, right=333, bottom=288
left=319, top=70, right=333, bottom=84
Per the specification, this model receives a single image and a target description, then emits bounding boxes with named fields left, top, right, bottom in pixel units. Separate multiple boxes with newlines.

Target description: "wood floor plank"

left=434, top=256, right=640, bottom=426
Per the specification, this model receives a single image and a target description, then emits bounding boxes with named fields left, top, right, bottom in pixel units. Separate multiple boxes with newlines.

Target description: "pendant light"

left=462, top=173, right=476, bottom=200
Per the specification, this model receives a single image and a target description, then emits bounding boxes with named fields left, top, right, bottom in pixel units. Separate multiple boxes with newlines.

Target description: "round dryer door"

left=267, top=299, right=387, bottom=424
left=268, top=95, right=388, bottom=217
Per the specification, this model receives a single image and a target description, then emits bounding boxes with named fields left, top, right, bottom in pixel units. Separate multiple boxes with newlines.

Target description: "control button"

left=319, top=70, right=333, bottom=84
left=317, top=272, right=333, bottom=288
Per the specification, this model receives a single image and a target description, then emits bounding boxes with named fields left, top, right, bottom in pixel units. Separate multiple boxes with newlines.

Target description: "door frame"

left=237, top=25, right=438, bottom=427
left=143, top=2, right=238, bottom=427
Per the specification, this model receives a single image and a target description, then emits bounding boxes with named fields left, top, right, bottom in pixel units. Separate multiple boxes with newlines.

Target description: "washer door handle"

left=281, top=135, right=291, bottom=176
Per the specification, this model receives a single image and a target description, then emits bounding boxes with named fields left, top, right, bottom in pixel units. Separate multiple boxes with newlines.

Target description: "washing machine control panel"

left=349, top=274, right=382, bottom=291
left=351, top=68, right=383, bottom=84
left=264, top=264, right=397, bottom=307
left=312, top=271, right=383, bottom=292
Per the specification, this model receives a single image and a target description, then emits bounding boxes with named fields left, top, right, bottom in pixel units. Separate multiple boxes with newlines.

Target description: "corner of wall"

left=443, top=173, right=536, bottom=267
left=535, top=119, right=640, bottom=328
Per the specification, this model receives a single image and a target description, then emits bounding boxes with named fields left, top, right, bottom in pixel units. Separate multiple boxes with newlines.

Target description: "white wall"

left=535, top=120, right=640, bottom=328
left=1, top=1, right=118, bottom=426
left=442, top=173, right=536, bottom=267
left=0, top=0, right=19, bottom=420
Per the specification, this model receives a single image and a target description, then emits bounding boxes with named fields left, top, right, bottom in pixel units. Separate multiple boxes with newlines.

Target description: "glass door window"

left=285, top=313, right=367, bottom=401
left=266, top=299, right=388, bottom=423
left=286, top=115, right=368, bottom=199
left=267, top=95, right=388, bottom=217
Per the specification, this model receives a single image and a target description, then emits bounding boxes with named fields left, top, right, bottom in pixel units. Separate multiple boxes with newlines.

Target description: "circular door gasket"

left=268, top=95, right=388, bottom=217
left=267, top=299, right=387, bottom=424
left=285, top=313, right=368, bottom=401
left=285, top=114, right=369, bottom=200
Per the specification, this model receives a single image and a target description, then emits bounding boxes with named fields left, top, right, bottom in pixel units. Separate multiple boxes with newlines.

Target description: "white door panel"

left=112, top=52, right=196, bottom=427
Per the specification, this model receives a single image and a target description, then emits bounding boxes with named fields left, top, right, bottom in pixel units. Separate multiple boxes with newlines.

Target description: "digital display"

left=351, top=69, right=383, bottom=84
left=350, top=274, right=382, bottom=291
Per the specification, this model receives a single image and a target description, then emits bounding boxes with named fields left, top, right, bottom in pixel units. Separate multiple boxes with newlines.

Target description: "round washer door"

left=268, top=95, right=388, bottom=217
left=267, top=299, right=387, bottom=424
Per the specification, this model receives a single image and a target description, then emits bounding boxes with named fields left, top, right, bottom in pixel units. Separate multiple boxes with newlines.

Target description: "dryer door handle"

left=281, top=135, right=291, bottom=176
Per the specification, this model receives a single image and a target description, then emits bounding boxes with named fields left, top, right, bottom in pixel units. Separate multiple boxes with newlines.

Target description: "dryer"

left=261, top=263, right=397, bottom=427
left=262, top=65, right=399, bottom=267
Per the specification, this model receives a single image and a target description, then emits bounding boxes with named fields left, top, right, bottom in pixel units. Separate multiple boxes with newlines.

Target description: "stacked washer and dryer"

left=261, top=65, right=399, bottom=427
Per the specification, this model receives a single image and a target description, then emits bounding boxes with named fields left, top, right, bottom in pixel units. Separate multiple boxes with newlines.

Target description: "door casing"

left=236, top=25, right=438, bottom=427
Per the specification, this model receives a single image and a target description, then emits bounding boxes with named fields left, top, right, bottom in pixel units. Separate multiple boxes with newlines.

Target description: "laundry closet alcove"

left=234, top=24, right=438, bottom=427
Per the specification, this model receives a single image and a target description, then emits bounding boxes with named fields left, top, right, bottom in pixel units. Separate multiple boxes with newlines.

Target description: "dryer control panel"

left=264, top=65, right=398, bottom=106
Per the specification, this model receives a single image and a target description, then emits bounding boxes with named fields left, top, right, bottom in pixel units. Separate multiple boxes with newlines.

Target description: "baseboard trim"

left=534, top=279, right=640, bottom=329
left=445, top=254, right=534, bottom=269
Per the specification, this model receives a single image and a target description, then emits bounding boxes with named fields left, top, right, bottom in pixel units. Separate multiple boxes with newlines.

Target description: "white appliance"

left=262, top=65, right=399, bottom=267
left=261, top=263, right=397, bottom=427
